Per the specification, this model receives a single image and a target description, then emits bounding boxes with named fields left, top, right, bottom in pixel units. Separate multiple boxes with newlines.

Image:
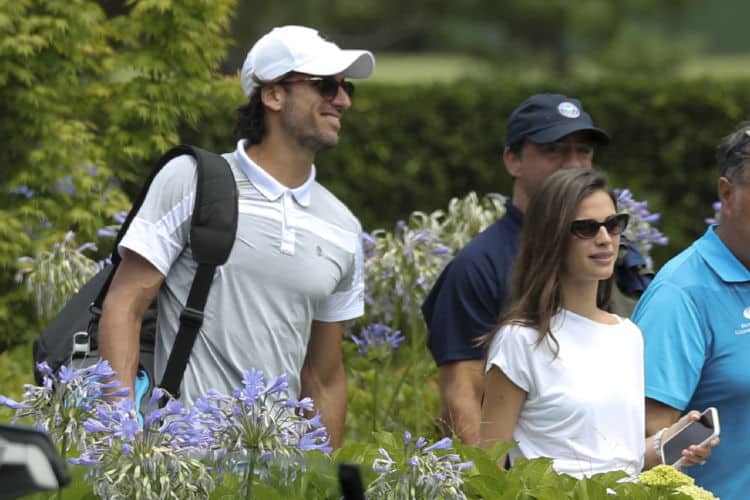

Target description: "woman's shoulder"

left=493, top=321, right=541, bottom=345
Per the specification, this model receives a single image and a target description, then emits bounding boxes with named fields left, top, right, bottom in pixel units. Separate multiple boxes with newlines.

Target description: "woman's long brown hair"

left=484, top=169, right=616, bottom=357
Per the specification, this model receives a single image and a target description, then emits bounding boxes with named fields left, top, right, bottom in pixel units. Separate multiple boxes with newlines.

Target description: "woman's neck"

left=559, top=278, right=615, bottom=324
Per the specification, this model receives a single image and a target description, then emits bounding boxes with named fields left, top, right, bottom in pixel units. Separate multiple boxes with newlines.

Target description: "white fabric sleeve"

left=485, top=324, right=534, bottom=393
left=314, top=231, right=365, bottom=322
left=118, top=155, right=198, bottom=276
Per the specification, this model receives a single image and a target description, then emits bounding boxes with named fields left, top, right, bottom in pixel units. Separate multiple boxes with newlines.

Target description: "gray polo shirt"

left=119, top=140, right=364, bottom=405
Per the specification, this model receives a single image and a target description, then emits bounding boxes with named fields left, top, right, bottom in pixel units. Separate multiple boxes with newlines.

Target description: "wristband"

left=653, top=427, right=668, bottom=464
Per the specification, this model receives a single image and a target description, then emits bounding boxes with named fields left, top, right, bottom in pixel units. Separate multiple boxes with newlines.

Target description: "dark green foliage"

left=185, top=76, right=749, bottom=268
left=0, top=0, right=236, bottom=350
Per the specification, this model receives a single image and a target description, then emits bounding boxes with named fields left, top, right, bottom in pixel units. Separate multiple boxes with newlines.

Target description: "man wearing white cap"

left=99, top=25, right=375, bottom=448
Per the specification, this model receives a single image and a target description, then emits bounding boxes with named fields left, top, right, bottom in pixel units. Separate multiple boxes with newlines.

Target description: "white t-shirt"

left=485, top=309, right=645, bottom=478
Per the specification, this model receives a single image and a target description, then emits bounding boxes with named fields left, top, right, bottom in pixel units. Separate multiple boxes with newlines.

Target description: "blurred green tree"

left=220, top=0, right=698, bottom=77
left=0, top=0, right=236, bottom=350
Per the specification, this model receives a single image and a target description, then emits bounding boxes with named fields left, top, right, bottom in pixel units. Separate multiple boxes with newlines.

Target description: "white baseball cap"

left=240, top=25, right=375, bottom=97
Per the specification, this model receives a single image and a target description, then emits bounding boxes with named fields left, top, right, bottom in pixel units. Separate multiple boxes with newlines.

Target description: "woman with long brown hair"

left=479, top=169, right=715, bottom=477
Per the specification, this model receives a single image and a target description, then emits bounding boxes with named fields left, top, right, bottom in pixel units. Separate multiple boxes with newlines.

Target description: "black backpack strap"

left=89, top=145, right=211, bottom=315
left=158, top=146, right=238, bottom=399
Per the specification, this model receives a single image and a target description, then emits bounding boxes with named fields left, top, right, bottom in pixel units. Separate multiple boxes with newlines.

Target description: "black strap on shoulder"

left=158, top=146, right=238, bottom=399
left=88, top=145, right=237, bottom=400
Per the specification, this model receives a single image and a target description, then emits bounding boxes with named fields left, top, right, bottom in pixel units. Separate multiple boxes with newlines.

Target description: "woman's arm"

left=479, top=365, right=526, bottom=466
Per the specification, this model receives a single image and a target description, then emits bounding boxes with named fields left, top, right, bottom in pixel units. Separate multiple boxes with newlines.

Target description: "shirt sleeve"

left=422, top=249, right=508, bottom=365
left=314, top=229, right=365, bottom=322
left=118, top=155, right=198, bottom=276
left=632, top=281, right=707, bottom=411
left=485, top=325, right=533, bottom=393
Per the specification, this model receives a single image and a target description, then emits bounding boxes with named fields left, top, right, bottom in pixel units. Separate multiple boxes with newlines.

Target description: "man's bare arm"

left=438, top=360, right=485, bottom=446
left=300, top=320, right=348, bottom=449
left=98, top=250, right=164, bottom=398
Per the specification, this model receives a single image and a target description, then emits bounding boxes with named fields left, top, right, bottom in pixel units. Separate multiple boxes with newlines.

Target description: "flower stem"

left=57, top=432, right=68, bottom=500
left=372, top=366, right=380, bottom=433
left=382, top=362, right=411, bottom=427
left=245, top=452, right=255, bottom=500
left=409, top=311, right=422, bottom=437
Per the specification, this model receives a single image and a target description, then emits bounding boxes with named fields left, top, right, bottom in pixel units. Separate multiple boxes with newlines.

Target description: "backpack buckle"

left=71, top=331, right=91, bottom=358
left=179, top=307, right=204, bottom=328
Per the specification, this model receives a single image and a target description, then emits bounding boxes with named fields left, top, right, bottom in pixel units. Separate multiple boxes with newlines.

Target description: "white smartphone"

left=660, top=407, right=720, bottom=468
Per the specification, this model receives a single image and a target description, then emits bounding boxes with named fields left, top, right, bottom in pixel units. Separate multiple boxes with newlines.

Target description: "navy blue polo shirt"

left=422, top=202, right=652, bottom=366
left=423, top=203, right=524, bottom=365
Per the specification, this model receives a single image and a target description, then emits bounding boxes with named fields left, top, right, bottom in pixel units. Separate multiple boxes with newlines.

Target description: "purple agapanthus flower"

left=114, top=211, right=128, bottom=224
left=0, top=358, right=129, bottom=459
left=78, top=390, right=214, bottom=499
left=55, top=175, right=76, bottom=195
left=615, top=188, right=669, bottom=271
left=190, top=369, right=332, bottom=492
left=97, top=228, right=117, bottom=238
left=369, top=432, right=473, bottom=499
left=350, top=323, right=405, bottom=359
left=10, top=185, right=34, bottom=198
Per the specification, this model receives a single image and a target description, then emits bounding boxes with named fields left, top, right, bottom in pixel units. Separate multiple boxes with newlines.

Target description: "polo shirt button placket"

left=280, top=190, right=296, bottom=255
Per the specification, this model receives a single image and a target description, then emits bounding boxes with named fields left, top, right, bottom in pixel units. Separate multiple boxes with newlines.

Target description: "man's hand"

left=437, top=360, right=484, bottom=445
left=300, top=320, right=347, bottom=449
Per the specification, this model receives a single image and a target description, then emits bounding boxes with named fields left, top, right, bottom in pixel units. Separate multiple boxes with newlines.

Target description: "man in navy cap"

left=421, top=93, right=652, bottom=445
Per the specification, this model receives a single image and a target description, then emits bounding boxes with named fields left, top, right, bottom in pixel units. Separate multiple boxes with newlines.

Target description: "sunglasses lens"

left=319, top=78, right=339, bottom=98
left=571, top=214, right=629, bottom=239
left=318, top=78, right=354, bottom=99
left=571, top=220, right=599, bottom=239
left=342, top=81, right=355, bottom=98
left=605, top=213, right=629, bottom=235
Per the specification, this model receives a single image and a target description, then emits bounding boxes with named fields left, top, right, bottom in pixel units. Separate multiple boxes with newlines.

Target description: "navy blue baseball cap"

left=505, top=94, right=610, bottom=147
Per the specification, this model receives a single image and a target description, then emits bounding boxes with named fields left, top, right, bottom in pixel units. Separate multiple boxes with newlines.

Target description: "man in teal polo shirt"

left=633, top=123, right=750, bottom=498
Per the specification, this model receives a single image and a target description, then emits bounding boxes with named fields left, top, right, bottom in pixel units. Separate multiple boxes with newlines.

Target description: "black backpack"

left=32, top=145, right=238, bottom=404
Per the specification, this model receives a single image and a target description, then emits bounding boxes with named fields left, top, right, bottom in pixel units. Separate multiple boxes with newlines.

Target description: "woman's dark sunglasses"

left=570, top=213, right=630, bottom=239
left=280, top=75, right=355, bottom=100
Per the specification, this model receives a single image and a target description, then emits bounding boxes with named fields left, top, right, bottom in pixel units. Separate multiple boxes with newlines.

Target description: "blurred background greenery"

left=1, top=0, right=749, bottom=407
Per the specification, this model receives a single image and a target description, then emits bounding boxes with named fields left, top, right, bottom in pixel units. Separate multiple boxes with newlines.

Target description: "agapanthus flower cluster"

left=615, top=188, right=669, bottom=271
left=14, top=230, right=100, bottom=319
left=363, top=192, right=505, bottom=328
left=351, top=323, right=405, bottom=361
left=705, top=201, right=721, bottom=226
left=0, top=359, right=127, bottom=455
left=96, top=210, right=128, bottom=238
left=74, top=389, right=215, bottom=500
left=411, top=191, right=507, bottom=252
left=367, top=432, right=473, bottom=500
left=364, top=218, right=452, bottom=326
left=190, top=369, right=331, bottom=492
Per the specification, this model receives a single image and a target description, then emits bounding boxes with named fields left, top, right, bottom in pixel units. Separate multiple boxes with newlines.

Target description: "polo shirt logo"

left=735, top=308, right=750, bottom=335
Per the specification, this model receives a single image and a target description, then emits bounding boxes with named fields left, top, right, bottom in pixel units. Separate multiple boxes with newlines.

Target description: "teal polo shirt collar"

left=696, top=225, right=750, bottom=283
left=234, top=139, right=314, bottom=207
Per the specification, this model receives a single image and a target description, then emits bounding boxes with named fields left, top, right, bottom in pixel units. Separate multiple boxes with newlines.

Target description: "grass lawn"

left=680, top=53, right=750, bottom=79
left=369, top=52, right=504, bottom=83
left=367, top=51, right=750, bottom=84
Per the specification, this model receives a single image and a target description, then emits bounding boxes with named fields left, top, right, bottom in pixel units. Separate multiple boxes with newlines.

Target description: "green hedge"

left=181, top=77, right=750, bottom=268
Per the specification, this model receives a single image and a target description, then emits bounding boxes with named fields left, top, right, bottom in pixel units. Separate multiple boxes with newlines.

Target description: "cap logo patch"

left=743, top=306, right=750, bottom=320
left=558, top=102, right=580, bottom=119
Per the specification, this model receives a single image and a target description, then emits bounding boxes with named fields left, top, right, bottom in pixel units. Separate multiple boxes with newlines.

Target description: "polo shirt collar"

left=506, top=200, right=525, bottom=227
left=234, top=139, right=315, bottom=207
left=696, top=225, right=750, bottom=283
